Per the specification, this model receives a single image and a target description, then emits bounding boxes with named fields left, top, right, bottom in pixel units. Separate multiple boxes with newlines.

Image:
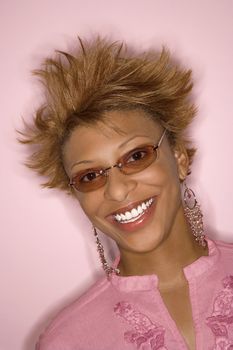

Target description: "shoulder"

left=213, top=238, right=233, bottom=255
left=211, top=238, right=233, bottom=268
left=36, top=276, right=113, bottom=350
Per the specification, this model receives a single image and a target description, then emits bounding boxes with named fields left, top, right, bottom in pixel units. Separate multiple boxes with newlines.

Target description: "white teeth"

left=125, top=211, right=132, bottom=220
left=142, top=202, right=147, bottom=210
left=131, top=208, right=138, bottom=217
left=114, top=198, right=154, bottom=224
left=137, top=205, right=143, bottom=214
left=115, top=214, right=121, bottom=221
left=121, top=214, right=126, bottom=220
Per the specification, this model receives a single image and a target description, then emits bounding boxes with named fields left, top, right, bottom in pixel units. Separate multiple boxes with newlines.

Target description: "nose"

left=104, top=167, right=137, bottom=202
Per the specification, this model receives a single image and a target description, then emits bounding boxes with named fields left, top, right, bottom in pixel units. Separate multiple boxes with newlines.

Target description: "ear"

left=173, top=143, right=190, bottom=181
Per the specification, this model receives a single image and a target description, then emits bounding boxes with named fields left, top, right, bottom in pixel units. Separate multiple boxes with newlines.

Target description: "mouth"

left=114, top=197, right=154, bottom=223
left=106, top=196, right=156, bottom=231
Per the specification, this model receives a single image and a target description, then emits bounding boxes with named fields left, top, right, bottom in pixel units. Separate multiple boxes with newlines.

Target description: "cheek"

left=143, top=158, right=182, bottom=217
left=139, top=155, right=180, bottom=189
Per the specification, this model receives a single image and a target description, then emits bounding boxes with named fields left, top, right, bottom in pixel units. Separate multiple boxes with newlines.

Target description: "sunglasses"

left=69, top=129, right=167, bottom=193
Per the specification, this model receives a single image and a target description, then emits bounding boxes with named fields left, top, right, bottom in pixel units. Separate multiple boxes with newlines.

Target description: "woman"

left=21, top=38, right=233, bottom=350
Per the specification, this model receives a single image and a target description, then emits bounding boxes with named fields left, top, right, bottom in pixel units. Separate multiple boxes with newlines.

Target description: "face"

left=63, top=110, right=188, bottom=254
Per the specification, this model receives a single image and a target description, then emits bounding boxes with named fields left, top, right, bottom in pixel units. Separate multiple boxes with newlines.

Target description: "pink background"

left=1, top=1, right=233, bottom=349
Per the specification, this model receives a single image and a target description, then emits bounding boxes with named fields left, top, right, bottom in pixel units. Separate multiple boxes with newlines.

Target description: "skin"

left=63, top=109, right=208, bottom=350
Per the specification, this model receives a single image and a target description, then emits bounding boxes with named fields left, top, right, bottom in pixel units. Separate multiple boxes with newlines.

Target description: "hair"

left=20, top=36, right=196, bottom=193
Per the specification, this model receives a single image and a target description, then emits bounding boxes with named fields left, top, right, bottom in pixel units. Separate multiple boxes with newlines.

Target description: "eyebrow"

left=70, top=134, right=152, bottom=170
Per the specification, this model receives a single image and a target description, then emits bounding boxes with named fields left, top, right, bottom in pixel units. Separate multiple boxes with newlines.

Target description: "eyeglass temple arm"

left=158, top=129, right=167, bottom=147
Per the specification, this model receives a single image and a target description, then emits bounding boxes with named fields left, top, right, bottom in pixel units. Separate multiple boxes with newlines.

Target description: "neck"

left=118, top=207, right=208, bottom=290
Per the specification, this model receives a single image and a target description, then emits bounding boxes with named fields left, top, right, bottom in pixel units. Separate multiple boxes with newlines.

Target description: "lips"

left=106, top=196, right=156, bottom=232
left=114, top=198, right=154, bottom=223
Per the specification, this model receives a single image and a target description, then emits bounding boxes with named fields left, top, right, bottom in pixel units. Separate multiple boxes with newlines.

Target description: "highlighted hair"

left=20, top=37, right=196, bottom=192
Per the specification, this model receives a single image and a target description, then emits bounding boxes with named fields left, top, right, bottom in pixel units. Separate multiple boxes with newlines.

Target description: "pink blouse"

left=36, top=239, right=233, bottom=349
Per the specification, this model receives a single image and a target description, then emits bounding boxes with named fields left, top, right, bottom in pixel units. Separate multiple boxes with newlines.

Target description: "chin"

left=120, top=225, right=167, bottom=254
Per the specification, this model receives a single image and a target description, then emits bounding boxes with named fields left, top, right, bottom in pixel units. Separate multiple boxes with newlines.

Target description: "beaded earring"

left=183, top=182, right=207, bottom=247
left=93, top=226, right=120, bottom=278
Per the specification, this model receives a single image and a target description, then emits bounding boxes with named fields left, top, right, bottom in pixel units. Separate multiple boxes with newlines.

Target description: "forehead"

left=63, top=110, right=162, bottom=167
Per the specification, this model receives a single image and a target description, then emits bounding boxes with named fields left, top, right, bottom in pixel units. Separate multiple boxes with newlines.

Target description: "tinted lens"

left=71, top=169, right=107, bottom=192
left=70, top=146, right=158, bottom=192
left=120, top=145, right=157, bottom=174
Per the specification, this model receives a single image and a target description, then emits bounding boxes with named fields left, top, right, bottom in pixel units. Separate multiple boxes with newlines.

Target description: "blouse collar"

left=110, top=238, right=219, bottom=292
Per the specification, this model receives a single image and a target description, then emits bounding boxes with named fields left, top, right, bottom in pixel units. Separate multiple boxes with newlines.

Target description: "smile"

left=114, top=198, right=154, bottom=224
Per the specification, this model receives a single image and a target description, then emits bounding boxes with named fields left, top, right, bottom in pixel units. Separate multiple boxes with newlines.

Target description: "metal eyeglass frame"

left=69, top=129, right=167, bottom=190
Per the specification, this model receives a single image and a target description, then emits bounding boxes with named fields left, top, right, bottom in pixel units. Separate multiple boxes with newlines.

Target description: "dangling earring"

left=93, top=226, right=120, bottom=278
left=183, top=182, right=207, bottom=247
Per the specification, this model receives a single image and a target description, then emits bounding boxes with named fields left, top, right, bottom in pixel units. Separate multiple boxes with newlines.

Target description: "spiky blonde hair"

left=20, top=37, right=196, bottom=192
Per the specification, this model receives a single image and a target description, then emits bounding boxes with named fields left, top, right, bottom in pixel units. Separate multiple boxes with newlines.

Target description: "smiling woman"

left=20, top=37, right=233, bottom=350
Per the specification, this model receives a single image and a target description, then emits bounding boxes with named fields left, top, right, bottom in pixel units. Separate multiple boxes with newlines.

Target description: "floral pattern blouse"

left=36, top=239, right=233, bottom=350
